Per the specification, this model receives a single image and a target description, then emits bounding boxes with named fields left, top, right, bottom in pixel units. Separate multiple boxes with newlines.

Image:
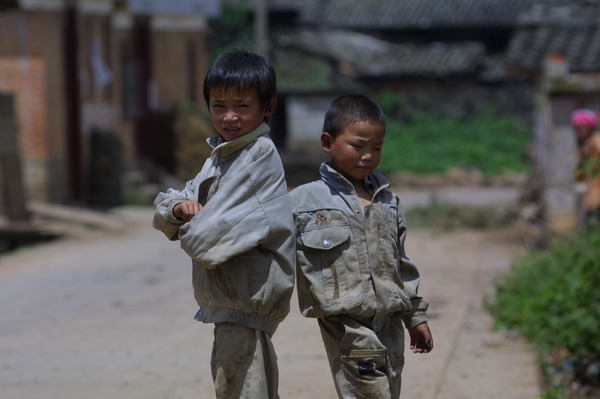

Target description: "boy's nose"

left=224, top=110, right=239, bottom=121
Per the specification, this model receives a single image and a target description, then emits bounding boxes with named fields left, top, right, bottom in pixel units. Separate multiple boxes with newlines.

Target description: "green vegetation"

left=206, top=1, right=253, bottom=59
left=376, top=92, right=530, bottom=176
left=489, top=226, right=600, bottom=397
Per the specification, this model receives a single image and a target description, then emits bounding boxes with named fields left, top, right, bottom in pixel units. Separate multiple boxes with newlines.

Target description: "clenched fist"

left=173, top=201, right=203, bottom=222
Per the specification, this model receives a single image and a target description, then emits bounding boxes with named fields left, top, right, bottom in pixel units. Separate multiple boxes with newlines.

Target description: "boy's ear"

left=321, top=132, right=332, bottom=153
left=263, top=97, right=277, bottom=116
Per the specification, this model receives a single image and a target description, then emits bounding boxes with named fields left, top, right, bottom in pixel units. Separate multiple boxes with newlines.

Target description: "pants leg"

left=378, top=314, right=406, bottom=399
left=211, top=322, right=279, bottom=399
left=318, top=315, right=405, bottom=399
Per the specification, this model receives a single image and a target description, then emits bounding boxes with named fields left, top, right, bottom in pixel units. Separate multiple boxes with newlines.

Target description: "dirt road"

left=0, top=204, right=540, bottom=399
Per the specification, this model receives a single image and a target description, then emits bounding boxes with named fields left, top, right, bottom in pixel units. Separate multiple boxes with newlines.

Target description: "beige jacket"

left=153, top=123, right=295, bottom=334
left=290, top=163, right=428, bottom=331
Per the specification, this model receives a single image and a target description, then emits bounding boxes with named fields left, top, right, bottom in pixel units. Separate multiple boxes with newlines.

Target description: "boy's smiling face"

left=208, top=86, right=276, bottom=142
left=321, top=120, right=384, bottom=185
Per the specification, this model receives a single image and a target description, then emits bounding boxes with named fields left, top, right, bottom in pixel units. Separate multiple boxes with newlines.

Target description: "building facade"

left=0, top=0, right=213, bottom=205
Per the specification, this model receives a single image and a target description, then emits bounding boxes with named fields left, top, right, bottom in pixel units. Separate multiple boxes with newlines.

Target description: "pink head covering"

left=571, top=109, right=598, bottom=128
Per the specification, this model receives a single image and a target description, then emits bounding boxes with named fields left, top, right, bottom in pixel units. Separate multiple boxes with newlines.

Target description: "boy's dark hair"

left=203, top=51, right=277, bottom=109
left=323, top=93, right=386, bottom=137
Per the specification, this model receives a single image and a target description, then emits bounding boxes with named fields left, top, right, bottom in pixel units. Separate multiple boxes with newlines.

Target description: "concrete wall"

left=535, top=72, right=600, bottom=232
left=285, top=94, right=334, bottom=164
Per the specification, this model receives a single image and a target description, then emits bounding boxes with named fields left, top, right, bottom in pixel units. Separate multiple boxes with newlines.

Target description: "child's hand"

left=408, top=322, right=434, bottom=353
left=173, top=201, right=203, bottom=222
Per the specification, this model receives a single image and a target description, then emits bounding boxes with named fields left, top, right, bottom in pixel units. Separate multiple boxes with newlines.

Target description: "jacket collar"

left=320, top=162, right=390, bottom=196
left=207, top=122, right=270, bottom=158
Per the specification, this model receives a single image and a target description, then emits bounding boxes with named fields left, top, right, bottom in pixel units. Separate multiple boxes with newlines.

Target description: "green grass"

left=377, top=93, right=530, bottom=176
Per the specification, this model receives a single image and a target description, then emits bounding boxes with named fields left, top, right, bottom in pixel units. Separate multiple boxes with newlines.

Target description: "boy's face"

left=321, top=120, right=384, bottom=185
left=208, top=86, right=276, bottom=141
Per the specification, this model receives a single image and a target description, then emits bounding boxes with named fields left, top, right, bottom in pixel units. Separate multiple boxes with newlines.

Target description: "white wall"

left=286, top=94, right=334, bottom=155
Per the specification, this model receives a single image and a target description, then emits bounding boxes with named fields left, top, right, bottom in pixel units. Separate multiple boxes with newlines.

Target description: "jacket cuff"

left=402, top=298, right=429, bottom=328
left=164, top=198, right=187, bottom=225
left=403, top=311, right=429, bottom=329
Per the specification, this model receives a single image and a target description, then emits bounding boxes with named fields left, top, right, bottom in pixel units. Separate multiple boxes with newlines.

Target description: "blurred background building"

left=0, top=0, right=215, bottom=208
left=1, top=0, right=599, bottom=225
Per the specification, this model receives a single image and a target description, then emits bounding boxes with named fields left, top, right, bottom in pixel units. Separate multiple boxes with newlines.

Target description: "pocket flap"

left=300, top=227, right=349, bottom=250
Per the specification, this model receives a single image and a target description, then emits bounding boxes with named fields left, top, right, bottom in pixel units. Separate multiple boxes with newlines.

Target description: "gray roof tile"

left=507, top=2, right=600, bottom=72
left=507, top=26, right=600, bottom=72
left=278, top=30, right=485, bottom=77
left=316, top=0, right=537, bottom=29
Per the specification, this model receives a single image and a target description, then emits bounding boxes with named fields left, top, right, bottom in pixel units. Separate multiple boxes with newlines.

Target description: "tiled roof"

left=507, top=27, right=600, bottom=72
left=237, top=0, right=537, bottom=28
left=518, top=1, right=600, bottom=25
left=278, top=30, right=485, bottom=78
left=506, top=2, right=600, bottom=72
left=305, top=0, right=537, bottom=29
left=240, top=0, right=600, bottom=78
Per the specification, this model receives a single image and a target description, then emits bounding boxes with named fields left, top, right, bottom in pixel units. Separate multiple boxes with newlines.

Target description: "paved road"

left=0, top=202, right=540, bottom=399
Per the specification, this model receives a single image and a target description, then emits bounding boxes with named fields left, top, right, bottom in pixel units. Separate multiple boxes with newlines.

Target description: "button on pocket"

left=300, top=228, right=349, bottom=250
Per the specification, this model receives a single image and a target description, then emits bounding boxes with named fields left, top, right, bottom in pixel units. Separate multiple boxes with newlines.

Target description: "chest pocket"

left=300, top=226, right=349, bottom=252
left=297, top=210, right=363, bottom=310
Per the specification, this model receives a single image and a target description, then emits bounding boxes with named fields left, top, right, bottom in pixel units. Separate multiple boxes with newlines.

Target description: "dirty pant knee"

left=211, top=322, right=279, bottom=399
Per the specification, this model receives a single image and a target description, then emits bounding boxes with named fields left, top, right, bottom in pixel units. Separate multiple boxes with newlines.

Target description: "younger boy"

left=290, top=93, right=433, bottom=399
left=152, top=51, right=295, bottom=399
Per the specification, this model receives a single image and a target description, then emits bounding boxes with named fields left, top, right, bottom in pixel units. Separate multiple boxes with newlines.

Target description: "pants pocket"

left=340, top=348, right=392, bottom=399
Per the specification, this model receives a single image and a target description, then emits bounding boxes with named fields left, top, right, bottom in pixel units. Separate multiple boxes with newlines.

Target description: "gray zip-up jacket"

left=153, top=123, right=295, bottom=335
left=290, top=163, right=428, bottom=330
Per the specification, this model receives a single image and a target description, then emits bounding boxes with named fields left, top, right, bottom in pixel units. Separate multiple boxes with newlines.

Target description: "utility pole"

left=254, top=0, right=269, bottom=57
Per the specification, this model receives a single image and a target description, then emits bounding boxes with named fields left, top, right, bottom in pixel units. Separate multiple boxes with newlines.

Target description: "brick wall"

left=0, top=57, right=49, bottom=201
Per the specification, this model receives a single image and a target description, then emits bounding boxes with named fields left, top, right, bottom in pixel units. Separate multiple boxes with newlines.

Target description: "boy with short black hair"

left=153, top=50, right=295, bottom=399
left=290, top=93, right=433, bottom=399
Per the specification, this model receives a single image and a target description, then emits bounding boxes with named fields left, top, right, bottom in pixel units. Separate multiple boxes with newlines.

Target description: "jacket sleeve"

left=397, top=201, right=429, bottom=328
left=178, top=147, right=288, bottom=269
left=152, top=177, right=199, bottom=241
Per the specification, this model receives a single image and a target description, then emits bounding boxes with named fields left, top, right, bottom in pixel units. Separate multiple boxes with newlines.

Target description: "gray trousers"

left=318, top=314, right=405, bottom=399
left=211, top=322, right=279, bottom=399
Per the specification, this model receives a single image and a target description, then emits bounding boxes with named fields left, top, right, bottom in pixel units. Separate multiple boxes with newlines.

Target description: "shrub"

left=489, top=226, right=600, bottom=390
left=206, top=0, right=253, bottom=59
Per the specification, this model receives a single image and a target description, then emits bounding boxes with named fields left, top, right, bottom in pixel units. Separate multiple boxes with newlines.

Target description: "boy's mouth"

left=222, top=126, right=239, bottom=134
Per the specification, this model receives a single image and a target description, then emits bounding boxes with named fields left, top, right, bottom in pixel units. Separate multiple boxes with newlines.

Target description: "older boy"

left=290, top=94, right=433, bottom=399
left=152, top=51, right=295, bottom=399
